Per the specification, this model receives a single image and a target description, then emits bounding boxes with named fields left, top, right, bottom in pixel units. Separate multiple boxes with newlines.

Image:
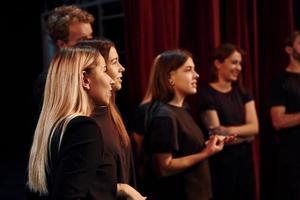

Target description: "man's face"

left=292, top=36, right=300, bottom=63
left=66, top=21, right=93, bottom=46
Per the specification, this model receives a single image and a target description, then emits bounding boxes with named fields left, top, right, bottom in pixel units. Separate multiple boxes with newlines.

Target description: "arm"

left=200, top=101, right=259, bottom=137
left=270, top=106, right=300, bottom=130
left=131, top=132, right=144, bottom=159
left=152, top=135, right=223, bottom=177
left=228, top=101, right=259, bottom=137
left=117, top=183, right=146, bottom=200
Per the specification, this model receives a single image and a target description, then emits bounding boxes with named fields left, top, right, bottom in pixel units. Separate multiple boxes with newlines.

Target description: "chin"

left=188, top=89, right=197, bottom=94
left=114, top=84, right=122, bottom=91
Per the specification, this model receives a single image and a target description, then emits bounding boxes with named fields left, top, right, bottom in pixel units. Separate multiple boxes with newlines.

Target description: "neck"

left=287, top=60, right=300, bottom=73
left=168, top=95, right=185, bottom=107
left=211, top=79, right=232, bottom=92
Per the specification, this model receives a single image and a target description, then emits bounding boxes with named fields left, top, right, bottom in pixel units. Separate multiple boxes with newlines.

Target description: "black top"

left=132, top=103, right=150, bottom=136
left=92, top=106, right=136, bottom=187
left=198, top=84, right=253, bottom=143
left=144, top=102, right=212, bottom=200
left=47, top=116, right=117, bottom=200
left=269, top=71, right=300, bottom=147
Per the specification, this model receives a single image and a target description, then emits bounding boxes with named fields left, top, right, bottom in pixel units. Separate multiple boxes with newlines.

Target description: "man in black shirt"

left=269, top=30, right=300, bottom=200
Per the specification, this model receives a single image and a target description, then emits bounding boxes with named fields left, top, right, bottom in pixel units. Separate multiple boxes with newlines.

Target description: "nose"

left=106, top=73, right=115, bottom=87
left=194, top=71, right=199, bottom=79
left=119, top=63, right=125, bottom=72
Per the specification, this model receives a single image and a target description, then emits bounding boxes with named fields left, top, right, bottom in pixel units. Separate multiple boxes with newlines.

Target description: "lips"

left=191, top=81, right=197, bottom=88
left=117, top=77, right=122, bottom=82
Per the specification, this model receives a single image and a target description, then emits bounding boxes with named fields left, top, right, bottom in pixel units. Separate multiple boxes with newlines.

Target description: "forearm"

left=117, top=183, right=145, bottom=200
left=227, top=123, right=259, bottom=137
left=272, top=112, right=300, bottom=130
left=154, top=151, right=210, bottom=177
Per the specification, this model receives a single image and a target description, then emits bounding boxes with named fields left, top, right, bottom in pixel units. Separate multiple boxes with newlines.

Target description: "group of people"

left=27, top=4, right=300, bottom=200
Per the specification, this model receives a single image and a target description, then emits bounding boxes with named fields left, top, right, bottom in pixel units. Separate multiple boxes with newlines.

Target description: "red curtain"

left=124, top=0, right=181, bottom=105
left=124, top=0, right=298, bottom=199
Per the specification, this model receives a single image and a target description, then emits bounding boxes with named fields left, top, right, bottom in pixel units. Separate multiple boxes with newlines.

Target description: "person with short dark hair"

left=269, top=31, right=300, bottom=200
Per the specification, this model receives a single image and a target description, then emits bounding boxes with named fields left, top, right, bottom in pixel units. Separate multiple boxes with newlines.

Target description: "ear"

left=285, top=46, right=292, bottom=55
left=169, top=71, right=175, bottom=86
left=82, top=71, right=91, bottom=91
left=214, top=59, right=221, bottom=69
left=56, top=39, right=67, bottom=48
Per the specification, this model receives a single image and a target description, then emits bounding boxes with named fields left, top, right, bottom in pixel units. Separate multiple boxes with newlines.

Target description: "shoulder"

left=65, top=116, right=102, bottom=141
left=233, top=84, right=253, bottom=102
left=155, top=102, right=175, bottom=117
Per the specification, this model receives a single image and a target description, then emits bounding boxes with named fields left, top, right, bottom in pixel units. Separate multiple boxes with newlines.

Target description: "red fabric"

left=124, top=1, right=298, bottom=199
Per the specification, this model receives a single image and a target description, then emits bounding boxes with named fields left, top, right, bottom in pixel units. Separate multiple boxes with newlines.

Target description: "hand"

left=204, top=135, right=224, bottom=156
left=209, top=126, right=229, bottom=136
left=117, top=183, right=147, bottom=200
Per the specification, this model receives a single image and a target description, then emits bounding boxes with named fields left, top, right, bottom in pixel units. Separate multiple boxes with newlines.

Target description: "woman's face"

left=216, top=50, right=242, bottom=82
left=106, top=47, right=125, bottom=91
left=87, top=55, right=114, bottom=106
left=169, top=57, right=199, bottom=98
left=291, top=35, right=300, bottom=62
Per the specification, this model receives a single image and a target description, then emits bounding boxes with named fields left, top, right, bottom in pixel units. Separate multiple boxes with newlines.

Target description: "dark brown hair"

left=210, top=43, right=245, bottom=82
left=146, top=49, right=192, bottom=103
left=284, top=30, right=300, bottom=47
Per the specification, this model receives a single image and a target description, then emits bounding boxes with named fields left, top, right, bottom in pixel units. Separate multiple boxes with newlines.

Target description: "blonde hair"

left=28, top=47, right=101, bottom=194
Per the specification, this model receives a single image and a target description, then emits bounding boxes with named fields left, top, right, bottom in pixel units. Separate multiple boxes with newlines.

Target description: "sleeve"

left=148, top=116, right=179, bottom=153
left=51, top=118, right=103, bottom=199
left=269, top=76, right=286, bottom=107
left=239, top=86, right=253, bottom=104
left=197, top=87, right=216, bottom=112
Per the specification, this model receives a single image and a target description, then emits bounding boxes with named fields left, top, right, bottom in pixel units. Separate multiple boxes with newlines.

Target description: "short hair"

left=47, top=5, right=94, bottom=43
left=284, top=30, right=300, bottom=47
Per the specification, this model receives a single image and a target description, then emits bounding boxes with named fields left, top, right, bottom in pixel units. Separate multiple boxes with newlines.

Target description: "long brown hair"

left=76, top=38, right=129, bottom=146
left=146, top=49, right=192, bottom=103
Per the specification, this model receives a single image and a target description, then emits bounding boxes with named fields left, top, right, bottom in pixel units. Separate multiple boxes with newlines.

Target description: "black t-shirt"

left=198, top=84, right=254, bottom=143
left=269, top=71, right=300, bottom=148
left=144, top=103, right=212, bottom=200
left=92, top=106, right=136, bottom=188
left=198, top=84, right=253, bottom=126
left=47, top=116, right=117, bottom=200
left=132, top=103, right=150, bottom=136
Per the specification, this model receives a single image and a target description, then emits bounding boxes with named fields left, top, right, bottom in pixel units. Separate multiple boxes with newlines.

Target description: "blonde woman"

left=28, top=47, right=116, bottom=199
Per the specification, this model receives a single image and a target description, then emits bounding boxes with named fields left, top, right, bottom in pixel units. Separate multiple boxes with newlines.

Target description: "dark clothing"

left=33, top=71, right=48, bottom=117
left=198, top=84, right=252, bottom=127
left=144, top=102, right=212, bottom=200
left=269, top=71, right=300, bottom=200
left=47, top=116, right=117, bottom=200
left=198, top=84, right=255, bottom=200
left=132, top=103, right=150, bottom=137
left=92, top=106, right=137, bottom=199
